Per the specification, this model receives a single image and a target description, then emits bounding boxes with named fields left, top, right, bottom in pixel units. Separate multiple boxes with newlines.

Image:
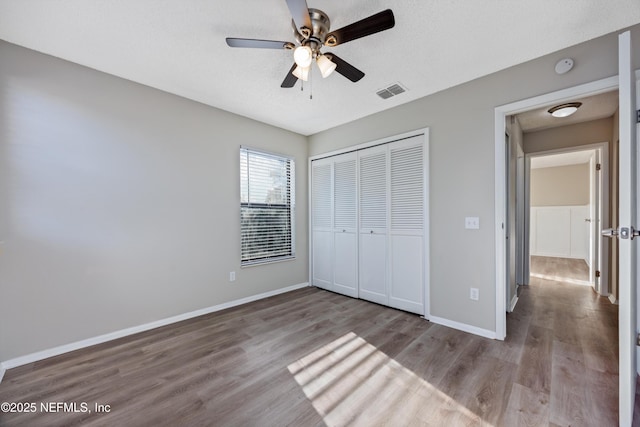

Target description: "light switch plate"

left=465, top=217, right=480, bottom=229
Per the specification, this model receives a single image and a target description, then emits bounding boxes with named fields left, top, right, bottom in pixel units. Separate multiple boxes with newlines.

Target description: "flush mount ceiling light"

left=548, top=102, right=582, bottom=118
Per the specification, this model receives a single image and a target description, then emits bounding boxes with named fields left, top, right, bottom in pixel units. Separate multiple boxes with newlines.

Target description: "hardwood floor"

left=0, top=268, right=618, bottom=426
left=530, top=255, right=590, bottom=285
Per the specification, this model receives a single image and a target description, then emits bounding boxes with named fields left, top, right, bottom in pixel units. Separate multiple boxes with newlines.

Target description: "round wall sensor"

left=555, top=58, right=574, bottom=74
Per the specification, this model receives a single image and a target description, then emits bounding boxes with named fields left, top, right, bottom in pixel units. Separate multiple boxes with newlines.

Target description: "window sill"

left=241, top=256, right=296, bottom=268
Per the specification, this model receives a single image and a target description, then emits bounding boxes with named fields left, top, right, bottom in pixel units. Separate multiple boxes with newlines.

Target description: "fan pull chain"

left=309, top=63, right=313, bottom=100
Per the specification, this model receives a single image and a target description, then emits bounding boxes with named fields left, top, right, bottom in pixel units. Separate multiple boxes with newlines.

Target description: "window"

left=240, top=147, right=295, bottom=265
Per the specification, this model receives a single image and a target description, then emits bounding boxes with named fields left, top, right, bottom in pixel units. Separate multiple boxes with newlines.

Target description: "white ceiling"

left=516, top=90, right=619, bottom=133
left=531, top=150, right=594, bottom=170
left=1, top=1, right=639, bottom=136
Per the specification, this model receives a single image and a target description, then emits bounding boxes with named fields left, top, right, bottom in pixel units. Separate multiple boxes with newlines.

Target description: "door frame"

left=524, top=143, right=609, bottom=293
left=493, top=75, right=618, bottom=339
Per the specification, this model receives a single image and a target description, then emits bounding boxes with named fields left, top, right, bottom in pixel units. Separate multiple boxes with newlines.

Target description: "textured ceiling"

left=516, top=90, right=619, bottom=133
left=1, top=1, right=639, bottom=135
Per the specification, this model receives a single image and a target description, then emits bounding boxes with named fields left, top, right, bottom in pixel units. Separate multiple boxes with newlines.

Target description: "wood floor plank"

left=503, top=383, right=550, bottom=427
left=549, top=340, right=588, bottom=426
left=515, top=324, right=554, bottom=394
left=0, top=260, right=620, bottom=426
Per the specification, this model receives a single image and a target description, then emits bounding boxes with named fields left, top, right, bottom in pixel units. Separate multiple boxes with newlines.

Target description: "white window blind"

left=240, top=147, right=295, bottom=265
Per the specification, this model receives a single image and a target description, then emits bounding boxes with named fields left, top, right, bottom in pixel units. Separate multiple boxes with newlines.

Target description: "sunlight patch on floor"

left=530, top=273, right=591, bottom=286
left=288, top=332, right=486, bottom=426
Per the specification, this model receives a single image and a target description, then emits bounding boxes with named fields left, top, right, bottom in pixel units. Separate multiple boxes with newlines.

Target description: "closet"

left=310, top=132, right=428, bottom=315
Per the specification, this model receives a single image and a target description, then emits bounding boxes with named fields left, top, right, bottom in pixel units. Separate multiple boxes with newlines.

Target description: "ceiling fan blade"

left=325, top=54, right=365, bottom=82
left=226, top=38, right=294, bottom=49
left=325, top=9, right=395, bottom=46
left=281, top=63, right=299, bottom=88
left=285, top=0, right=312, bottom=34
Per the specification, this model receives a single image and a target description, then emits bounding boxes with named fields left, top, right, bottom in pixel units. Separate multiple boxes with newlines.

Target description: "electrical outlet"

left=465, top=217, right=480, bottom=229
left=229, top=271, right=236, bottom=282
left=470, top=288, right=479, bottom=301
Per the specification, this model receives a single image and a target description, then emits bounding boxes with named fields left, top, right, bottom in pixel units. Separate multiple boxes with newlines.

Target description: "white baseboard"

left=429, top=315, right=497, bottom=340
left=609, top=294, right=618, bottom=305
left=509, top=295, right=519, bottom=312
left=0, top=282, right=309, bottom=379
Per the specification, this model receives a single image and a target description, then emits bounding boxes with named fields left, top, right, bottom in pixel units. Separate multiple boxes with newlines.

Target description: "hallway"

left=510, top=256, right=618, bottom=425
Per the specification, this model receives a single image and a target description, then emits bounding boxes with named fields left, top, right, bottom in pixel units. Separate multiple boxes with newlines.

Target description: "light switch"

left=465, top=217, right=480, bottom=229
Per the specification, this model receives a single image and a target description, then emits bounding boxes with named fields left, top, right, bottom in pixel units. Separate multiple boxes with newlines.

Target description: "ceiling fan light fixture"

left=293, top=45, right=313, bottom=68
left=316, top=54, right=337, bottom=78
left=292, top=65, right=310, bottom=81
left=548, top=102, right=582, bottom=118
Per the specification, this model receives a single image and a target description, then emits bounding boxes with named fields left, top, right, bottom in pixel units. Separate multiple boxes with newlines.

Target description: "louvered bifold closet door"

left=358, top=145, right=389, bottom=305
left=332, top=153, right=358, bottom=297
left=311, top=158, right=333, bottom=291
left=388, top=136, right=426, bottom=314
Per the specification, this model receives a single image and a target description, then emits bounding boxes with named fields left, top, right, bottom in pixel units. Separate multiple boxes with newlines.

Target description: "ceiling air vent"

left=376, top=82, right=407, bottom=99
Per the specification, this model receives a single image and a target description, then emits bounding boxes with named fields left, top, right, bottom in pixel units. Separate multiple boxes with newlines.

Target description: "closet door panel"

left=358, top=146, right=388, bottom=305
left=312, top=231, right=333, bottom=289
left=334, top=232, right=357, bottom=297
left=311, top=161, right=333, bottom=290
left=333, top=154, right=358, bottom=297
left=359, top=233, right=387, bottom=304
left=389, top=234, right=423, bottom=313
left=388, top=138, right=425, bottom=314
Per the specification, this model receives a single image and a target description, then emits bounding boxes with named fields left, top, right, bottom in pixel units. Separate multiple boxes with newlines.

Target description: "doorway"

left=493, top=76, right=618, bottom=339
left=526, top=145, right=609, bottom=294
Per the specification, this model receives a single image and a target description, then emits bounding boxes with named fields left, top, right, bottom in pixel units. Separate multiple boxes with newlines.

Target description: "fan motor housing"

left=294, top=8, right=331, bottom=47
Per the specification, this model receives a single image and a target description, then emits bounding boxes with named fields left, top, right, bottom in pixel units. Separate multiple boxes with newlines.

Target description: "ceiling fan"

left=225, top=0, right=395, bottom=88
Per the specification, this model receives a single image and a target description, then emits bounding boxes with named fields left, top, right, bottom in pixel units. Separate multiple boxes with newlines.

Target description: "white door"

left=333, top=153, right=358, bottom=297
left=388, top=138, right=426, bottom=314
left=359, top=145, right=388, bottom=305
left=615, top=30, right=638, bottom=427
left=311, top=159, right=333, bottom=291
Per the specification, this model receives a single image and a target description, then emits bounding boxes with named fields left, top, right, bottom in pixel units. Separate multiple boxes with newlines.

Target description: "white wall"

left=308, top=26, right=640, bottom=333
left=530, top=205, right=590, bottom=260
left=0, top=41, right=309, bottom=362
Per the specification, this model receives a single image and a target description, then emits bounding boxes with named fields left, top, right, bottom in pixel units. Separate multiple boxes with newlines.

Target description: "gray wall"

left=530, top=164, right=590, bottom=206
left=0, top=41, right=309, bottom=362
left=309, top=26, right=640, bottom=332
left=2, top=24, right=638, bottom=361
left=524, top=117, right=614, bottom=154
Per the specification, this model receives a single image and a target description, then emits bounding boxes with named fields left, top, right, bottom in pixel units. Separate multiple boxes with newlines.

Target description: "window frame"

left=239, top=146, right=296, bottom=266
